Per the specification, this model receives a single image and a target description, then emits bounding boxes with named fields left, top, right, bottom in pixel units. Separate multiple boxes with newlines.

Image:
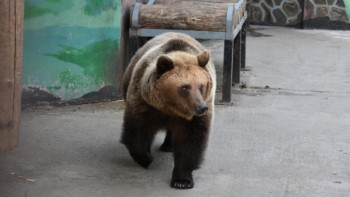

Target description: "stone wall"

left=248, top=0, right=350, bottom=28
left=303, top=0, right=350, bottom=29
left=249, top=0, right=303, bottom=25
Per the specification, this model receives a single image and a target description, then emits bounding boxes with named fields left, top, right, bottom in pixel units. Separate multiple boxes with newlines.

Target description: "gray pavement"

left=1, top=26, right=350, bottom=197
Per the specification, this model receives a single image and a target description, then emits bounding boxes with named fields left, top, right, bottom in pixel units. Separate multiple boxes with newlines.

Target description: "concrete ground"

left=1, top=26, right=350, bottom=197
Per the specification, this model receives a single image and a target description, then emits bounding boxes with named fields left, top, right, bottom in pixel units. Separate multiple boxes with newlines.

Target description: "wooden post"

left=0, top=0, right=24, bottom=152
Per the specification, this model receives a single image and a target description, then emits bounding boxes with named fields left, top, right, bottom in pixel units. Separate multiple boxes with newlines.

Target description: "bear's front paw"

left=171, top=179, right=194, bottom=189
left=130, top=152, right=153, bottom=168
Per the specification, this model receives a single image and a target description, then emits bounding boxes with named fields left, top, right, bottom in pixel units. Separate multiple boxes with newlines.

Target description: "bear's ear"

left=157, top=55, right=174, bottom=76
left=197, top=50, right=210, bottom=68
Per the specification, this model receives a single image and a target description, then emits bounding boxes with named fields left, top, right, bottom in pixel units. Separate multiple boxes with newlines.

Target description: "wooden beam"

left=0, top=0, right=24, bottom=152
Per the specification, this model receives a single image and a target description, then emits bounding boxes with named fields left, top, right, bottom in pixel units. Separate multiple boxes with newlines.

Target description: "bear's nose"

left=196, top=103, right=208, bottom=116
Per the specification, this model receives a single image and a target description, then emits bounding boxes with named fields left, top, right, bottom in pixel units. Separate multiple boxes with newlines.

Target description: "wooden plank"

left=0, top=0, right=14, bottom=152
left=0, top=0, right=24, bottom=152
left=138, top=5, right=227, bottom=32
left=13, top=0, right=24, bottom=151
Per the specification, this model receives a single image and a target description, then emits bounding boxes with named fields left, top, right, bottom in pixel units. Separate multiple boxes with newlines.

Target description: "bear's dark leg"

left=160, top=130, right=173, bottom=152
left=170, top=115, right=211, bottom=189
left=121, top=113, right=155, bottom=168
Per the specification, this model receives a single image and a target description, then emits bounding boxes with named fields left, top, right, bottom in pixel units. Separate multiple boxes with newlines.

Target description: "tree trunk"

left=155, top=0, right=237, bottom=6
left=138, top=5, right=227, bottom=31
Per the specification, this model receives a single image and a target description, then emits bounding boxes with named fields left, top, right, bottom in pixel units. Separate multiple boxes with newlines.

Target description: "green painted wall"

left=23, top=0, right=121, bottom=101
left=345, top=0, right=350, bottom=22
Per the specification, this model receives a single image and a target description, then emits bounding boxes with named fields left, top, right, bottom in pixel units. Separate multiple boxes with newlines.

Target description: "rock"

left=251, top=0, right=261, bottom=4
left=327, top=0, right=336, bottom=5
left=249, top=5, right=264, bottom=22
left=314, top=0, right=327, bottom=5
left=329, top=7, right=348, bottom=22
left=21, top=86, right=61, bottom=108
left=304, top=0, right=316, bottom=19
left=265, top=0, right=274, bottom=7
left=273, top=9, right=287, bottom=24
left=316, top=7, right=329, bottom=17
left=282, top=1, right=299, bottom=17
left=335, top=0, right=345, bottom=7
left=261, top=2, right=273, bottom=23
left=274, top=0, right=283, bottom=6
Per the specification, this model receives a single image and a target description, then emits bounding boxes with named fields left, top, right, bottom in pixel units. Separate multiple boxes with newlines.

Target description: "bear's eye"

left=179, top=85, right=190, bottom=96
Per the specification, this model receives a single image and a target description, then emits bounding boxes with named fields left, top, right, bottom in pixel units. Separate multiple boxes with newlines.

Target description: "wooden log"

left=155, top=0, right=237, bottom=6
left=138, top=5, right=227, bottom=31
left=0, top=0, right=24, bottom=152
left=156, top=0, right=239, bottom=4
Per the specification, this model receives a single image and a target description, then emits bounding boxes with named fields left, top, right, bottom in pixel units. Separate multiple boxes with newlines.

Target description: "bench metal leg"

left=138, top=37, right=149, bottom=48
left=222, top=40, right=233, bottom=103
left=233, top=31, right=241, bottom=84
left=129, top=35, right=139, bottom=62
left=241, top=21, right=247, bottom=70
left=129, top=36, right=151, bottom=62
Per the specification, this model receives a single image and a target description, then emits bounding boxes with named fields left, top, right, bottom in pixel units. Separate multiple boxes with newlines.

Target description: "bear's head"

left=152, top=50, right=213, bottom=120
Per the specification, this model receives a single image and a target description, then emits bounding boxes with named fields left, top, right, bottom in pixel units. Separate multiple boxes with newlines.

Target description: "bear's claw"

left=171, top=179, right=194, bottom=189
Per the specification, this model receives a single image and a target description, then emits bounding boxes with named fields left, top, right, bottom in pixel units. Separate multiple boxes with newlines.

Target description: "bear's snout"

left=196, top=103, right=208, bottom=116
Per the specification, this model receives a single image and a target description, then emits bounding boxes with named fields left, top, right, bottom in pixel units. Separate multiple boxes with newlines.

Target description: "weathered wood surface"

left=0, top=0, right=24, bottom=152
left=155, top=0, right=237, bottom=6
left=138, top=5, right=227, bottom=31
left=232, top=0, right=247, bottom=30
left=156, top=0, right=239, bottom=4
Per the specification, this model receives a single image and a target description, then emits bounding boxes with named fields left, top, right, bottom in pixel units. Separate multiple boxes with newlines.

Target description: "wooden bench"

left=129, top=0, right=247, bottom=103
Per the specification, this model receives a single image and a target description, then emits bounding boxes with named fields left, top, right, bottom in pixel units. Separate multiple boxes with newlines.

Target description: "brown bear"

left=121, top=32, right=216, bottom=189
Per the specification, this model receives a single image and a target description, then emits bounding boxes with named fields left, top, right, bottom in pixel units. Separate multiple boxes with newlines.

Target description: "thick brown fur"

left=121, top=33, right=216, bottom=189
